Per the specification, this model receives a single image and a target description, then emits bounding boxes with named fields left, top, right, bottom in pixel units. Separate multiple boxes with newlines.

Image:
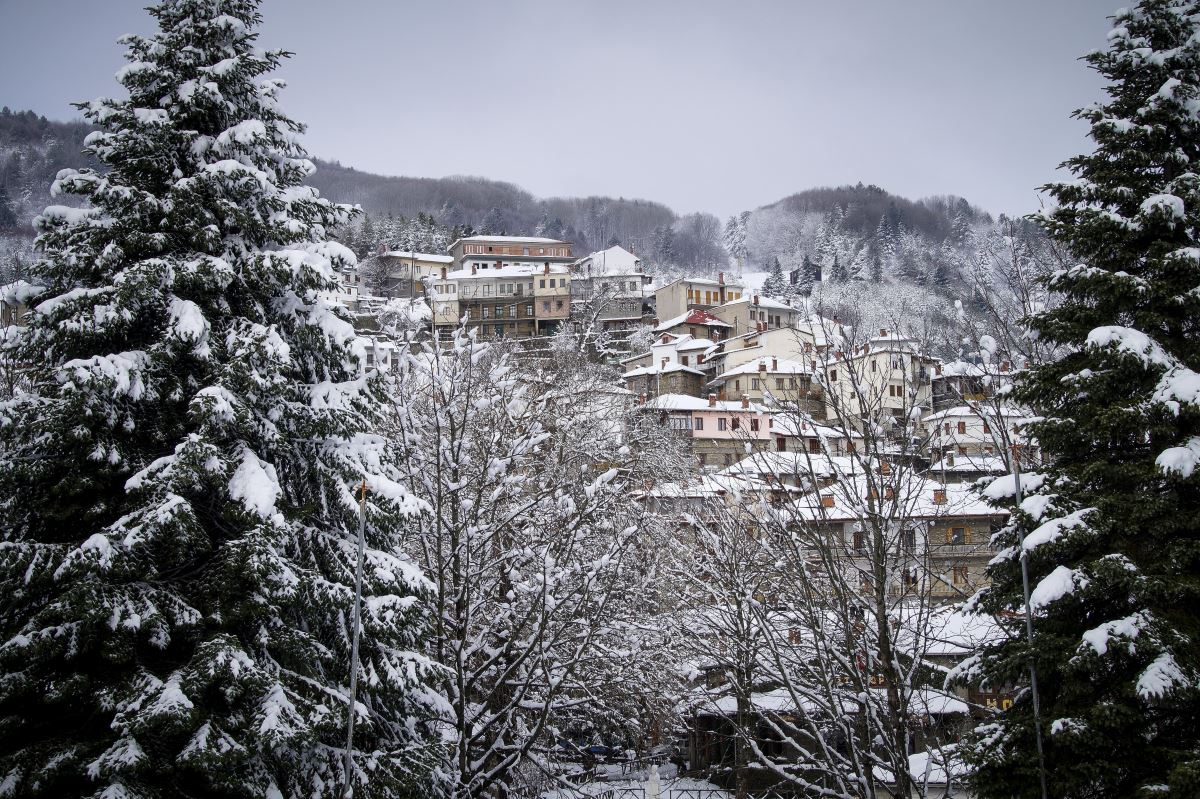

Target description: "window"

left=629, top=281, right=638, bottom=291
left=904, top=569, right=919, bottom=588
left=501, top=283, right=512, bottom=295
left=751, top=379, right=760, bottom=390
left=525, top=304, right=533, bottom=316
left=540, top=279, right=546, bottom=288
left=829, top=369, right=837, bottom=382
left=539, top=247, right=545, bottom=255
left=957, top=421, right=967, bottom=434
left=901, top=529, right=916, bottom=551
left=494, top=324, right=504, bottom=337
left=948, top=526, right=967, bottom=545
left=809, top=439, right=821, bottom=454
left=853, top=530, right=865, bottom=551
left=952, top=565, right=970, bottom=586
left=698, top=453, right=707, bottom=465
left=523, top=247, right=530, bottom=256
left=668, top=416, right=691, bottom=431
left=750, top=418, right=759, bottom=431
left=723, top=453, right=733, bottom=466
left=681, top=355, right=689, bottom=366
left=694, top=417, right=704, bottom=431
left=482, top=307, right=490, bottom=319
left=776, top=378, right=785, bottom=390
left=549, top=279, right=556, bottom=288
left=717, top=418, right=728, bottom=431
left=983, top=421, right=991, bottom=434
left=734, top=380, right=741, bottom=391
left=556, top=300, right=564, bottom=310
left=944, top=422, right=951, bottom=435
left=542, top=301, right=550, bottom=311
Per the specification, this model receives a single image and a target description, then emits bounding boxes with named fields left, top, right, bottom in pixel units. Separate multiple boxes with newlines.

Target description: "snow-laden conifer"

left=962, top=2, right=1200, bottom=796
left=0, top=2, right=444, bottom=796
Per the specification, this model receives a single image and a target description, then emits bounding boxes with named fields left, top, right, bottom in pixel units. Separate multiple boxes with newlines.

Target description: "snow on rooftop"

left=718, top=295, right=797, bottom=312
left=642, top=392, right=768, bottom=413
left=456, top=235, right=567, bottom=244
left=715, top=357, right=813, bottom=378
left=444, top=264, right=570, bottom=280
left=653, top=308, right=732, bottom=332
left=377, top=250, right=453, bottom=263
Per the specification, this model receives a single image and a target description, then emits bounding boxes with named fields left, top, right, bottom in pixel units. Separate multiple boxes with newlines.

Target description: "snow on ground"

left=543, top=763, right=731, bottom=798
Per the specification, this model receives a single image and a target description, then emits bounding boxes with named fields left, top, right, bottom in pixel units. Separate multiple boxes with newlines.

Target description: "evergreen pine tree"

left=829, top=253, right=847, bottom=283
left=963, top=3, right=1200, bottom=796
left=869, top=243, right=884, bottom=282
left=0, top=184, right=16, bottom=229
left=0, top=3, right=443, bottom=796
left=761, top=256, right=787, bottom=297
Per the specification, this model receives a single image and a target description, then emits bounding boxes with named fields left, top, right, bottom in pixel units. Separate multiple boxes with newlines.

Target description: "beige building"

left=653, top=273, right=743, bottom=321
left=710, top=294, right=803, bottom=338
left=357, top=250, right=454, bottom=301
left=818, top=329, right=938, bottom=429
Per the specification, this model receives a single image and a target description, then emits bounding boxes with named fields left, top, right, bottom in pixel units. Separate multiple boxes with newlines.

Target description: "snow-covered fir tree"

left=761, top=255, right=788, bottom=298
left=0, top=2, right=444, bottom=797
left=962, top=2, right=1200, bottom=796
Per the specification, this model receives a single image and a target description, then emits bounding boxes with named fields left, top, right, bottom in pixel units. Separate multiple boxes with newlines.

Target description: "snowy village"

left=0, top=1, right=1198, bottom=798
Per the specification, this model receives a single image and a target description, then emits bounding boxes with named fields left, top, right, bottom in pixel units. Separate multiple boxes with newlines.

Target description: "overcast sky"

left=0, top=1, right=1113, bottom=220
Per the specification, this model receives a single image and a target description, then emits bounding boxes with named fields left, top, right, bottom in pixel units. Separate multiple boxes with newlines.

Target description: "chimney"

left=758, top=361, right=767, bottom=373
left=741, top=394, right=749, bottom=409
left=821, top=493, right=835, bottom=508
left=471, top=264, right=477, bottom=275
left=719, top=272, right=725, bottom=285
left=543, top=262, right=550, bottom=275
left=880, top=328, right=888, bottom=337
left=1001, top=360, right=1011, bottom=372
left=772, top=356, right=778, bottom=371
left=753, top=294, right=760, bottom=306
left=708, top=393, right=717, bottom=407
left=933, top=488, right=948, bottom=505
left=440, top=266, right=447, bottom=279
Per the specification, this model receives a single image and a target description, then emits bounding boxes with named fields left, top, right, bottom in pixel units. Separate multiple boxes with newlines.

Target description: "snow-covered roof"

left=653, top=308, right=732, bottom=332
left=768, top=413, right=861, bottom=440
left=642, top=392, right=768, bottom=413
left=786, top=475, right=1005, bottom=522
left=923, top=405, right=1032, bottom=423
left=719, top=451, right=855, bottom=481
left=623, top=363, right=706, bottom=379
left=376, top=250, right=454, bottom=263
left=675, top=338, right=716, bottom=352
left=571, top=245, right=642, bottom=276
left=927, top=454, right=1008, bottom=474
left=444, top=264, right=570, bottom=280
left=455, top=235, right=567, bottom=244
left=713, top=357, right=813, bottom=379
left=718, top=295, right=797, bottom=312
